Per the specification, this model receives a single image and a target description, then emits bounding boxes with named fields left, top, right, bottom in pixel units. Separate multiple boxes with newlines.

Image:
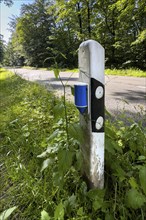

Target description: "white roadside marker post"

left=74, top=40, right=105, bottom=189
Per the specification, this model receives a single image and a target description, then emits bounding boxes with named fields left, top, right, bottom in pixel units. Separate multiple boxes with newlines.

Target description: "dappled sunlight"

left=0, top=68, right=14, bottom=80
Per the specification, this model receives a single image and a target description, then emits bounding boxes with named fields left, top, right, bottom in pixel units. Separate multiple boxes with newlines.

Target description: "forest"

left=0, top=0, right=146, bottom=70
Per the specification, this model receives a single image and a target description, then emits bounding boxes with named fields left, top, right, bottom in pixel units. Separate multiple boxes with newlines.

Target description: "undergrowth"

left=0, top=68, right=146, bottom=220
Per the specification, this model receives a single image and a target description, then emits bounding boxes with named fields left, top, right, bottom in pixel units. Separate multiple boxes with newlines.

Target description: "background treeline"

left=0, top=0, right=146, bottom=69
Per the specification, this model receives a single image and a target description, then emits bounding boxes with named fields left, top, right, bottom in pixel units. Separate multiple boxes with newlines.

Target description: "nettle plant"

left=37, top=67, right=84, bottom=188
left=105, top=119, right=146, bottom=219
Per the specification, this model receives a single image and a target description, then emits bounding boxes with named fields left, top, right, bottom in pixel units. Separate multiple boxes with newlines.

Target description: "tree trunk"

left=77, top=2, right=82, bottom=34
left=87, top=0, right=91, bottom=38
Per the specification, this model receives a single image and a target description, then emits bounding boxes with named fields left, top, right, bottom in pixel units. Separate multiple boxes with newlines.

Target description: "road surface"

left=8, top=68, right=146, bottom=119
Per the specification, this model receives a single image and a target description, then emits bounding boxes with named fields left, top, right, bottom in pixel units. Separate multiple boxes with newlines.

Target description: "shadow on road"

left=36, top=79, right=75, bottom=90
left=37, top=77, right=78, bottom=82
left=112, top=90, right=146, bottom=103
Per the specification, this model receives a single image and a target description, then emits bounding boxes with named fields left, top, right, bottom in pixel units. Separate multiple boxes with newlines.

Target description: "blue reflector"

left=74, top=84, right=88, bottom=114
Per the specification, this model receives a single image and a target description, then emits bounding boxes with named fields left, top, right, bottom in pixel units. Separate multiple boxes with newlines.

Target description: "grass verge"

left=0, top=68, right=146, bottom=220
left=105, top=68, right=146, bottom=77
left=22, top=66, right=146, bottom=77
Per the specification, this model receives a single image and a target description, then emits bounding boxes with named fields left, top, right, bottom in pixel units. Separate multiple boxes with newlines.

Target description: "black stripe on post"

left=91, top=78, right=104, bottom=132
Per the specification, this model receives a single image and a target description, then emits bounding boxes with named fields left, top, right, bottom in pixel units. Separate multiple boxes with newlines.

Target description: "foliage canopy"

left=1, top=0, right=146, bottom=69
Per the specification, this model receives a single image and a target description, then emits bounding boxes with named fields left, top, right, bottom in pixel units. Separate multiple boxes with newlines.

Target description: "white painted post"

left=78, top=40, right=105, bottom=189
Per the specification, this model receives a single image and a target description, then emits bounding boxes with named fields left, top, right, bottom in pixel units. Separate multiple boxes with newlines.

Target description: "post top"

left=79, top=39, right=105, bottom=84
left=74, top=82, right=88, bottom=86
left=79, top=39, right=104, bottom=50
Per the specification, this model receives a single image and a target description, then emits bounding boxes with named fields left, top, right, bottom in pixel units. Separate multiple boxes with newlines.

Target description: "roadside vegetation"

left=105, top=69, right=146, bottom=77
left=0, top=68, right=146, bottom=220
left=63, top=68, right=146, bottom=77
left=19, top=66, right=146, bottom=77
left=65, top=68, right=146, bottom=77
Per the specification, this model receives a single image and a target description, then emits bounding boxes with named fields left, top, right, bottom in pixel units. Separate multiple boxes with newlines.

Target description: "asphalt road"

left=8, top=68, right=146, bottom=119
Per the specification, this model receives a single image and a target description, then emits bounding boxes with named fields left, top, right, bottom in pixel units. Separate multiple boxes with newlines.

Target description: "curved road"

left=8, top=68, right=146, bottom=120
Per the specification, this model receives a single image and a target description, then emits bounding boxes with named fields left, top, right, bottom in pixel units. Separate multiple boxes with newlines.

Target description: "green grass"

left=0, top=68, right=14, bottom=79
left=0, top=68, right=57, bottom=219
left=65, top=68, right=146, bottom=76
left=105, top=68, right=146, bottom=77
left=0, top=68, right=79, bottom=219
left=22, top=66, right=79, bottom=73
left=0, top=68, right=146, bottom=220
left=22, top=66, right=50, bottom=71
left=21, top=66, right=146, bottom=77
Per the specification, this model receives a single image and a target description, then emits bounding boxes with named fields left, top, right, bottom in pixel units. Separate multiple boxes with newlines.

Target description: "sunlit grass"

left=0, top=68, right=14, bottom=80
left=62, top=68, right=146, bottom=76
left=62, top=68, right=79, bottom=73
left=105, top=68, right=146, bottom=77
left=0, top=68, right=57, bottom=218
left=20, top=66, right=146, bottom=77
left=22, top=66, right=51, bottom=71
left=22, top=66, right=79, bottom=72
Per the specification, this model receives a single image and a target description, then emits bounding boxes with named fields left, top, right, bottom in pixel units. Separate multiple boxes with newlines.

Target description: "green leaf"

left=105, top=137, right=122, bottom=154
left=41, top=158, right=54, bottom=172
left=59, top=52, right=66, bottom=59
left=87, top=189, right=105, bottom=211
left=47, top=130, right=59, bottom=142
left=37, top=146, right=58, bottom=158
left=75, top=150, right=83, bottom=170
left=105, top=137, right=115, bottom=155
left=68, top=123, right=84, bottom=144
left=139, top=166, right=146, bottom=195
left=58, top=149, right=74, bottom=174
left=67, top=194, right=76, bottom=207
left=0, top=206, right=17, bottom=220
left=54, top=202, right=64, bottom=220
left=131, top=29, right=146, bottom=45
left=129, top=177, right=138, bottom=189
left=87, top=189, right=105, bottom=200
left=53, top=103, right=65, bottom=119
left=93, top=199, right=103, bottom=211
left=53, top=172, right=64, bottom=188
left=37, top=150, right=48, bottom=158
left=105, top=213, right=114, bottom=220
left=137, top=155, right=146, bottom=161
left=53, top=68, right=60, bottom=79
left=105, top=125, right=117, bottom=139
left=41, top=210, right=50, bottom=220
left=126, top=188, right=146, bottom=209
left=77, top=207, right=84, bottom=216
left=64, top=194, right=76, bottom=215
left=112, top=162, right=126, bottom=182
left=23, top=132, right=30, bottom=137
